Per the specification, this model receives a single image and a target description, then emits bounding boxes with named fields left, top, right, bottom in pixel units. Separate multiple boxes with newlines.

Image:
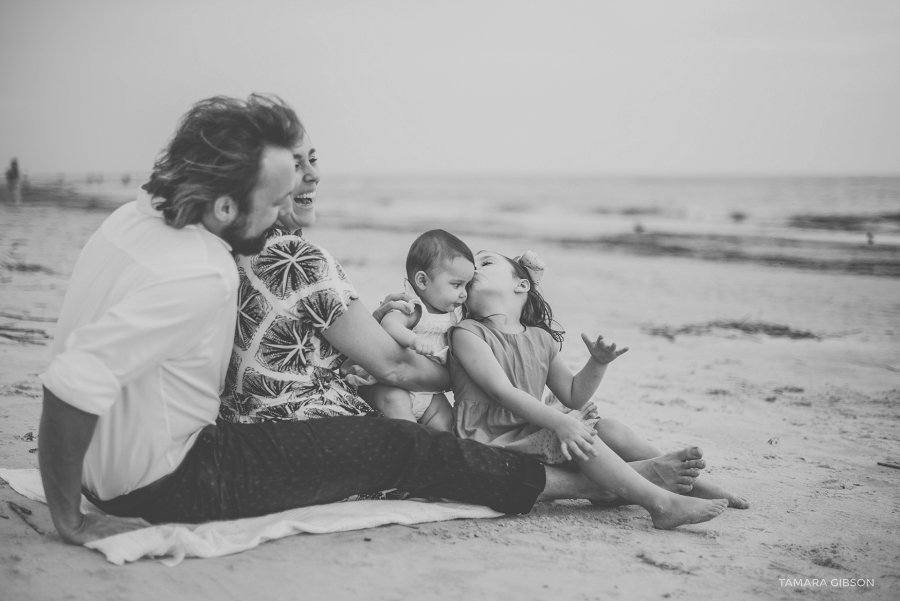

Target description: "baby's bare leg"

left=359, top=384, right=417, bottom=422
left=418, top=393, right=454, bottom=432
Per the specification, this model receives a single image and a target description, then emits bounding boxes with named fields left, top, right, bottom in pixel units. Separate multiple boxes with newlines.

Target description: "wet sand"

left=1, top=193, right=899, bottom=600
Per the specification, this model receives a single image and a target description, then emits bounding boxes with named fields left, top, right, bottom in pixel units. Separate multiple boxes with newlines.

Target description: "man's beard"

left=221, top=214, right=269, bottom=256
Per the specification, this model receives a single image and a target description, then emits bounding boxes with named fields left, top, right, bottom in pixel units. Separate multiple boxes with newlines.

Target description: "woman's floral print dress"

left=220, top=228, right=376, bottom=423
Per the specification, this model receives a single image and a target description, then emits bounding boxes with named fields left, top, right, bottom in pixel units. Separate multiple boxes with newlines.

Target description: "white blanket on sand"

left=0, top=468, right=502, bottom=566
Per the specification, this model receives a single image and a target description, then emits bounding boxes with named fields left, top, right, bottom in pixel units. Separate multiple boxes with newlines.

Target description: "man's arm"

left=39, top=387, right=150, bottom=544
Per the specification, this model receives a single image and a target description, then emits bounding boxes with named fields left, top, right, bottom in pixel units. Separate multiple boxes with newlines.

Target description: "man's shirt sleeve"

left=40, top=270, right=231, bottom=415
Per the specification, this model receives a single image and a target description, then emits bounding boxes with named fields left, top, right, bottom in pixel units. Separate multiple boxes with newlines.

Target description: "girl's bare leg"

left=575, top=438, right=728, bottom=529
left=595, top=418, right=749, bottom=508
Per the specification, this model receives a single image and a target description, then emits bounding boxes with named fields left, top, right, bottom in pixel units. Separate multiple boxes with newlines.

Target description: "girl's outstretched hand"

left=554, top=414, right=599, bottom=461
left=581, top=333, right=629, bottom=365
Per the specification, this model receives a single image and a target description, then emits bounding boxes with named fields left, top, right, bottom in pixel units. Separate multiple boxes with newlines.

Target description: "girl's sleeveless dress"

left=449, top=319, right=598, bottom=465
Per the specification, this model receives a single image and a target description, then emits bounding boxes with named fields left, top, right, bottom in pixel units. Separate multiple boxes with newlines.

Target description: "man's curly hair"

left=143, top=94, right=303, bottom=228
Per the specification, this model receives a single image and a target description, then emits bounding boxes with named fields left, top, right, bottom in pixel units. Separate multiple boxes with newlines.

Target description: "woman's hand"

left=553, top=414, right=599, bottom=461
left=581, top=333, right=629, bottom=366
left=372, top=292, right=414, bottom=323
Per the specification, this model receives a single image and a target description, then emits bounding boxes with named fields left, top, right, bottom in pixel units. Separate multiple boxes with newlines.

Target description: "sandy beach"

left=1, top=188, right=898, bottom=600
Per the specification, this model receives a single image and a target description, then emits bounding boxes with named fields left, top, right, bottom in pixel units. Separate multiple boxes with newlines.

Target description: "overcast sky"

left=1, top=0, right=898, bottom=176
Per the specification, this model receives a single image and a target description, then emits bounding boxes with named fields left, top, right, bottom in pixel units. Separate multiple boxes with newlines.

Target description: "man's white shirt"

left=40, top=190, right=238, bottom=500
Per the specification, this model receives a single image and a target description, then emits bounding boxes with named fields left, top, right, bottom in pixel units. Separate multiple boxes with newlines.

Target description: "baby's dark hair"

left=502, top=255, right=565, bottom=346
left=406, top=229, right=474, bottom=284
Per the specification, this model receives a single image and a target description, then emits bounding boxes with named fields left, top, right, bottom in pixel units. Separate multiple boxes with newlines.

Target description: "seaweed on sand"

left=643, top=320, right=820, bottom=342
left=789, top=212, right=900, bottom=232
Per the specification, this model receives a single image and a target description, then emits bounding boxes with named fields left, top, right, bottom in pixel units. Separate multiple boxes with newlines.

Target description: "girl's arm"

left=452, top=329, right=597, bottom=461
left=547, top=333, right=629, bottom=410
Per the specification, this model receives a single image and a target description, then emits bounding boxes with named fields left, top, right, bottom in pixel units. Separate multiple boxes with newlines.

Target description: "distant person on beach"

left=344, top=229, right=472, bottom=431
left=39, top=94, right=713, bottom=546
left=449, top=249, right=749, bottom=526
left=6, top=158, right=21, bottom=205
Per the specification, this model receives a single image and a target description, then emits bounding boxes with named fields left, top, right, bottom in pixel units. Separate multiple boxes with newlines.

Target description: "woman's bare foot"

left=630, top=447, right=706, bottom=493
left=649, top=496, right=728, bottom=530
left=689, top=478, right=750, bottom=509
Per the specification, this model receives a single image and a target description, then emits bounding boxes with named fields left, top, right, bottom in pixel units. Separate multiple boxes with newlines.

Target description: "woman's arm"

left=452, top=329, right=597, bottom=460
left=322, top=300, right=449, bottom=392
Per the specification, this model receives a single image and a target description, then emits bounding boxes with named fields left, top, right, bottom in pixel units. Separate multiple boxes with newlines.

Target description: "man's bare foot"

left=649, top=496, right=728, bottom=530
left=630, top=447, right=706, bottom=494
left=689, top=479, right=750, bottom=509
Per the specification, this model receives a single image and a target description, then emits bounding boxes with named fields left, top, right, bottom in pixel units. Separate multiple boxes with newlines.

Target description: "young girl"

left=450, top=250, right=741, bottom=529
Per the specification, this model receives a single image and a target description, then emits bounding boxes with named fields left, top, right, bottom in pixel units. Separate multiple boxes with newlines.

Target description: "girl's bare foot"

left=630, top=447, right=706, bottom=493
left=689, top=479, right=750, bottom=509
left=649, top=496, right=728, bottom=530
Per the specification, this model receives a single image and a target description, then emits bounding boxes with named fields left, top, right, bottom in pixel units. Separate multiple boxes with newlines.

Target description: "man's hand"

left=581, top=333, right=628, bottom=366
left=552, top=414, right=599, bottom=461
left=59, top=512, right=152, bottom=545
left=372, top=292, right=413, bottom=323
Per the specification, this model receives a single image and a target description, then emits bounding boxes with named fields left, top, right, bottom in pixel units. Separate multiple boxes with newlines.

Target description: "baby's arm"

left=380, top=308, right=421, bottom=349
left=547, top=333, right=629, bottom=410
left=452, top=329, right=598, bottom=461
left=382, top=307, right=446, bottom=357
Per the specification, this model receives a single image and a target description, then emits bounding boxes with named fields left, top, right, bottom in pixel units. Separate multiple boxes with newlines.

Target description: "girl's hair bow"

left=514, top=250, right=545, bottom=285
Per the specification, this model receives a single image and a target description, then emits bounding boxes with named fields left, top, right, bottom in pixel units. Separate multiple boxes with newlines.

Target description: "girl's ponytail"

left=504, top=256, right=565, bottom=346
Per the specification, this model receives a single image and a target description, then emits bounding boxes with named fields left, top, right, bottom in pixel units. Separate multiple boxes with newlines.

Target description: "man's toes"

left=676, top=482, right=693, bottom=493
left=682, top=459, right=706, bottom=470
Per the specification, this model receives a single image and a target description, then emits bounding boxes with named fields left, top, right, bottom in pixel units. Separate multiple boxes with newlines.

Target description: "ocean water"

left=318, top=176, right=900, bottom=246
left=26, top=173, right=900, bottom=248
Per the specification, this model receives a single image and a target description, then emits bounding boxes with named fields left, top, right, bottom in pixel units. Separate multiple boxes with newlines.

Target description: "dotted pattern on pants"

left=88, top=417, right=547, bottom=523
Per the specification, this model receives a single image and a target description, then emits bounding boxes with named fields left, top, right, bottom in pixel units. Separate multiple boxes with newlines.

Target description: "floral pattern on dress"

left=256, top=315, right=315, bottom=375
left=220, top=228, right=376, bottom=425
left=235, top=269, right=271, bottom=351
left=242, top=367, right=294, bottom=399
left=251, top=233, right=329, bottom=300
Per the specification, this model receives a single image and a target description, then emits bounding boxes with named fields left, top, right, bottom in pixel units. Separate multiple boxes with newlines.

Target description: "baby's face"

left=419, top=256, right=475, bottom=313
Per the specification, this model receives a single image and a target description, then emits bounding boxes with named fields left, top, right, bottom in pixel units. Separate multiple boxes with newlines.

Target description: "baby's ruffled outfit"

left=344, top=280, right=462, bottom=419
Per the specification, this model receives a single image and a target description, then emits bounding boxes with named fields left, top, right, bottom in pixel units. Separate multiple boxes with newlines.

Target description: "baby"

left=356, top=229, right=474, bottom=430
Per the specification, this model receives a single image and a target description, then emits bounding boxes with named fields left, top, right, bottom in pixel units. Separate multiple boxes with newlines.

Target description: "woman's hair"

left=143, top=94, right=303, bottom=228
left=503, top=255, right=565, bottom=345
left=406, top=229, right=474, bottom=283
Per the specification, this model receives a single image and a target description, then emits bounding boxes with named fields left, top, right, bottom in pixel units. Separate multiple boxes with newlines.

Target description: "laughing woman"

left=219, top=126, right=444, bottom=426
